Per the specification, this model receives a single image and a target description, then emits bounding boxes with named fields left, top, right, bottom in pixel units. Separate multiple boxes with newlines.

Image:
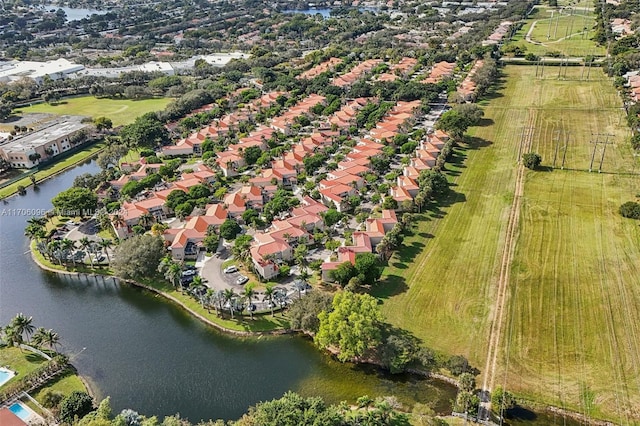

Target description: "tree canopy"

left=119, top=113, right=168, bottom=148
left=315, top=291, right=383, bottom=361
left=111, top=235, right=165, bottom=279
left=52, top=187, right=98, bottom=216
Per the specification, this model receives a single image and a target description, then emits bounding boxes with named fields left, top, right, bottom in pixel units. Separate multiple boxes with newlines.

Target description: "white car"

left=224, top=265, right=238, bottom=274
left=236, top=276, right=249, bottom=285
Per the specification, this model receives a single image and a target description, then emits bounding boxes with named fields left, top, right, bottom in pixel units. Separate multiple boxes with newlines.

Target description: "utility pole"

left=561, top=134, right=569, bottom=169
left=553, top=127, right=562, bottom=168
left=547, top=10, right=554, bottom=40
left=589, top=133, right=615, bottom=172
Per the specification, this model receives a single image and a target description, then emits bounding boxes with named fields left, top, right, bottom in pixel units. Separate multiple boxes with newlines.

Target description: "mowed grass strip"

left=501, top=67, right=640, bottom=422
left=374, top=72, right=530, bottom=368
left=15, top=96, right=172, bottom=126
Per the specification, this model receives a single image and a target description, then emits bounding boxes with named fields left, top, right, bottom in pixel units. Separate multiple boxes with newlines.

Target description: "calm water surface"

left=0, top=160, right=455, bottom=422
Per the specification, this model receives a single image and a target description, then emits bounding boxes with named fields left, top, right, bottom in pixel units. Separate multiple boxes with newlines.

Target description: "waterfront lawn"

left=31, top=240, right=114, bottom=275
left=32, top=370, right=86, bottom=403
left=0, top=347, right=47, bottom=387
left=15, top=96, right=172, bottom=127
left=139, top=276, right=290, bottom=332
left=0, top=141, right=106, bottom=200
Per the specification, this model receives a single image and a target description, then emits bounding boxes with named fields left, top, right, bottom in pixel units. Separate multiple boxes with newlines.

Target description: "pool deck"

left=0, top=367, right=16, bottom=388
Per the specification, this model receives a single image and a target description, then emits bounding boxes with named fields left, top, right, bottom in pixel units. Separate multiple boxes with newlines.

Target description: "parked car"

left=224, top=265, right=238, bottom=274
left=236, top=275, right=249, bottom=285
left=182, top=269, right=197, bottom=277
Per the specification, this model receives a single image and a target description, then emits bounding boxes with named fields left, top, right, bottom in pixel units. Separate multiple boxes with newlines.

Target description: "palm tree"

left=112, top=214, right=126, bottom=229
left=204, top=288, right=216, bottom=314
left=190, top=276, right=206, bottom=307
left=376, top=239, right=390, bottom=261
left=11, top=313, right=35, bottom=343
left=61, top=239, right=76, bottom=265
left=47, top=240, right=63, bottom=265
left=98, top=238, right=114, bottom=263
left=138, top=213, right=155, bottom=229
left=3, top=326, right=23, bottom=348
left=223, top=288, right=237, bottom=319
left=165, top=263, right=182, bottom=289
left=41, top=329, right=60, bottom=351
left=31, top=327, right=46, bottom=348
left=79, top=237, right=94, bottom=267
left=24, top=223, right=45, bottom=240
left=242, top=283, right=256, bottom=320
left=263, top=284, right=276, bottom=316
left=27, top=217, right=48, bottom=227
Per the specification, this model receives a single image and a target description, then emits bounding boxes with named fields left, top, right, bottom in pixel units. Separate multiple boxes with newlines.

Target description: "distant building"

left=0, top=58, right=84, bottom=84
left=0, top=116, right=91, bottom=169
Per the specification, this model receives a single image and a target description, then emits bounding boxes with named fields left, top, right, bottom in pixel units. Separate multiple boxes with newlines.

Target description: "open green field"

left=502, top=67, right=640, bottom=422
left=15, top=96, right=172, bottom=127
left=507, top=4, right=605, bottom=57
left=377, top=65, right=640, bottom=422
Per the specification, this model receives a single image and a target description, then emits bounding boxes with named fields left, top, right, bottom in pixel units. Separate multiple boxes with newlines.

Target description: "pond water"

left=41, top=5, right=108, bottom=21
left=0, top=160, right=455, bottom=422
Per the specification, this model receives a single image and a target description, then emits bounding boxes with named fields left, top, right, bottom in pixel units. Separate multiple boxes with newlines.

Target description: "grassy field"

left=500, top=67, right=640, bottom=422
left=507, top=4, right=605, bottom=57
left=15, top=96, right=172, bottom=127
left=376, top=65, right=640, bottom=422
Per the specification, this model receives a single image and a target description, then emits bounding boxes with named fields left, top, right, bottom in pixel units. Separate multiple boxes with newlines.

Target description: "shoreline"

left=29, top=247, right=616, bottom=425
left=0, top=141, right=105, bottom=201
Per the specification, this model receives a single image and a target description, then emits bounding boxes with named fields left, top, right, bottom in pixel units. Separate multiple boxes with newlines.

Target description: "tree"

left=59, top=391, right=94, bottom=423
left=263, top=284, right=277, bottom=317
left=220, top=219, right=241, bottom=240
left=98, top=239, right=114, bottom=263
left=315, top=292, right=383, bottom=361
left=52, top=187, right=98, bottom=217
left=382, top=196, right=398, bottom=210
left=242, top=283, right=256, bottom=320
left=330, top=261, right=356, bottom=286
left=0, top=101, right=12, bottom=120
left=10, top=313, right=34, bottom=343
left=322, top=209, right=344, bottom=227
left=165, top=262, right=182, bottom=289
left=111, top=235, right=165, bottom=279
left=355, top=252, right=383, bottom=285
left=491, top=386, right=516, bottom=414
left=223, top=288, right=237, bottom=319
left=119, top=113, right=168, bottom=148
left=242, top=146, right=263, bottom=165
left=522, top=152, right=542, bottom=170
left=79, top=237, right=95, bottom=267
left=619, top=201, right=640, bottom=219
left=436, top=110, right=470, bottom=140
left=94, top=116, right=113, bottom=131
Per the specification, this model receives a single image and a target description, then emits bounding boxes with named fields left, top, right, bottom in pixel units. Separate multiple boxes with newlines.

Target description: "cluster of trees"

left=119, top=113, right=169, bottom=149
left=1, top=313, right=60, bottom=350
left=436, top=103, right=484, bottom=141
left=52, top=187, right=99, bottom=217
left=111, top=234, right=166, bottom=279
left=0, top=354, right=70, bottom=404
left=290, top=290, right=478, bottom=381
left=164, top=184, right=213, bottom=219
left=63, top=391, right=416, bottom=426
left=329, top=252, right=384, bottom=289
left=121, top=173, right=162, bottom=198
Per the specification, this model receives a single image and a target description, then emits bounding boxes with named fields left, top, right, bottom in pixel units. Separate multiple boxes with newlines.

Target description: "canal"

left=0, top=160, right=456, bottom=422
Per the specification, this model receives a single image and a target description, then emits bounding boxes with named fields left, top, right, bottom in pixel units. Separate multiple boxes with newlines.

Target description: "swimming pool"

left=9, top=402, right=33, bottom=421
left=0, top=367, right=16, bottom=387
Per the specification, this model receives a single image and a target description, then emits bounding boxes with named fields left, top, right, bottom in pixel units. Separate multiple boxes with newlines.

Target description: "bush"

left=619, top=201, right=640, bottom=219
left=59, top=391, right=94, bottom=423
left=41, top=389, right=64, bottom=409
left=522, top=152, right=542, bottom=170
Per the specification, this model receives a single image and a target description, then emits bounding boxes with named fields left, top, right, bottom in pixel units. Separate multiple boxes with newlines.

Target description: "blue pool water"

left=0, top=369, right=14, bottom=387
left=9, top=402, right=31, bottom=421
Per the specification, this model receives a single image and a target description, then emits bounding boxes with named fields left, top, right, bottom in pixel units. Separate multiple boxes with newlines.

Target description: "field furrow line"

left=481, top=108, right=535, bottom=417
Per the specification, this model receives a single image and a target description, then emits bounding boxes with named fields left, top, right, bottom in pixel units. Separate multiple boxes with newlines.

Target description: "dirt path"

left=479, top=110, right=536, bottom=419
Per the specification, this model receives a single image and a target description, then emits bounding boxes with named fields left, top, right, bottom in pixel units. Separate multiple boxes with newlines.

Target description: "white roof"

left=0, top=59, right=84, bottom=82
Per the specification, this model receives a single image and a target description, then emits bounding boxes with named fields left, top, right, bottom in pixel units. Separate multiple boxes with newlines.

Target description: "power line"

left=589, top=132, right=615, bottom=172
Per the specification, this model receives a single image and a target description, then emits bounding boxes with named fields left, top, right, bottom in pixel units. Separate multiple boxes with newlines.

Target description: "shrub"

left=522, top=152, right=541, bottom=170
left=619, top=201, right=640, bottom=219
left=58, top=391, right=94, bottom=423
